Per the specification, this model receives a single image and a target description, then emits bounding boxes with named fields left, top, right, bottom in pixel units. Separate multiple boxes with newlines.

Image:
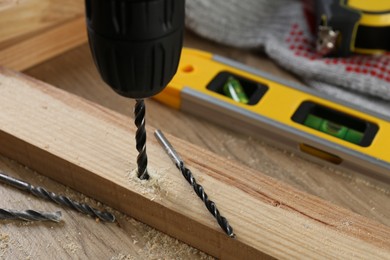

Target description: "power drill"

left=85, top=0, right=185, bottom=179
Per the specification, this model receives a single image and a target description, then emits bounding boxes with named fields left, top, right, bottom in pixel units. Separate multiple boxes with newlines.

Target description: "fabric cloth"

left=185, top=0, right=390, bottom=117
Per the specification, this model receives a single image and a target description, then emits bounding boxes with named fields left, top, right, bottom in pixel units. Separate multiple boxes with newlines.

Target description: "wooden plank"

left=0, top=0, right=86, bottom=71
left=0, top=17, right=87, bottom=71
left=0, top=0, right=16, bottom=12
left=0, top=68, right=389, bottom=259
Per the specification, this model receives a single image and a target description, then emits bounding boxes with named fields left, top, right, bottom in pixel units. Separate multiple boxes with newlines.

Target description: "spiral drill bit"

left=154, top=130, right=235, bottom=238
left=0, top=171, right=115, bottom=222
left=0, top=209, right=61, bottom=223
left=134, top=99, right=149, bottom=180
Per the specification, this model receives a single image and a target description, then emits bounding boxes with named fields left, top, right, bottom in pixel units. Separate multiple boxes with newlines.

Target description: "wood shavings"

left=127, top=169, right=161, bottom=195
left=139, top=229, right=213, bottom=260
left=0, top=233, right=10, bottom=257
left=63, top=242, right=81, bottom=254
left=126, top=167, right=172, bottom=200
left=110, top=254, right=137, bottom=260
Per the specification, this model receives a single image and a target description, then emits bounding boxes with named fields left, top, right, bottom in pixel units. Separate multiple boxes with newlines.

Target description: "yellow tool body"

left=347, top=0, right=390, bottom=26
left=342, top=0, right=390, bottom=55
left=154, top=48, right=390, bottom=181
left=312, top=0, right=390, bottom=56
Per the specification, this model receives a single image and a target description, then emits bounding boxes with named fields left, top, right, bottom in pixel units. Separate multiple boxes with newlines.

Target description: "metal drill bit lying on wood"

left=0, top=209, right=61, bottom=223
left=0, top=171, right=115, bottom=222
left=154, top=130, right=235, bottom=238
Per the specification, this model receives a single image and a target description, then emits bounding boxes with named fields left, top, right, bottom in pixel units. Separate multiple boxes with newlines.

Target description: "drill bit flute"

left=0, top=209, right=61, bottom=223
left=154, top=130, right=235, bottom=238
left=0, top=171, right=115, bottom=222
left=134, top=99, right=149, bottom=180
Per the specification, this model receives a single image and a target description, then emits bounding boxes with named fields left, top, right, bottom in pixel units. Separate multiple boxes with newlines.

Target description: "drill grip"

left=86, top=0, right=185, bottom=98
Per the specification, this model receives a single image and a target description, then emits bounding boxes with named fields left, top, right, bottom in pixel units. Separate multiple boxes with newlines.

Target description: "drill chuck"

left=85, top=0, right=185, bottom=98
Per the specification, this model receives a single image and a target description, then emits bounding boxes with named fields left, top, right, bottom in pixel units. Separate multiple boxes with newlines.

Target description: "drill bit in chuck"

left=134, top=99, right=149, bottom=180
left=0, top=171, right=115, bottom=222
left=0, top=209, right=62, bottom=223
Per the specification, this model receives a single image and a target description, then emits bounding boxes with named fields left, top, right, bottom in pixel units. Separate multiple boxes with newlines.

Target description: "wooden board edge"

left=0, top=16, right=87, bottom=71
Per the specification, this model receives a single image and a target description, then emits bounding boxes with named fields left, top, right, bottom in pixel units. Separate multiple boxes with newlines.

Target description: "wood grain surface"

left=0, top=0, right=86, bottom=70
left=0, top=30, right=388, bottom=259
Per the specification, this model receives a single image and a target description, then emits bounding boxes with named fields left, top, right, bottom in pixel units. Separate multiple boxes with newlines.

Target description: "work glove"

left=185, top=0, right=390, bottom=117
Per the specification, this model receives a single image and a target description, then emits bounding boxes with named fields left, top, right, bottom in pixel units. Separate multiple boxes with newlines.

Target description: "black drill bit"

left=154, top=130, right=235, bottom=238
left=0, top=171, right=115, bottom=222
left=0, top=209, right=61, bottom=223
left=134, top=99, right=149, bottom=180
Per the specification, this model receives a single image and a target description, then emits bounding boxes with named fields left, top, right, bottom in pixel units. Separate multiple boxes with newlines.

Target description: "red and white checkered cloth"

left=186, top=0, right=390, bottom=117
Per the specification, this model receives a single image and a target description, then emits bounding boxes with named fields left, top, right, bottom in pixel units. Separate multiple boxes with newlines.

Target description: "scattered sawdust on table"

left=63, top=241, right=82, bottom=254
left=60, top=234, right=82, bottom=255
left=0, top=233, right=10, bottom=257
left=110, top=253, right=137, bottom=260
left=139, top=228, right=213, bottom=259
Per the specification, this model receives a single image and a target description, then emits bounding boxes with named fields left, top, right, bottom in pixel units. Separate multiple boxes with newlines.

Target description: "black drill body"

left=86, top=0, right=185, bottom=98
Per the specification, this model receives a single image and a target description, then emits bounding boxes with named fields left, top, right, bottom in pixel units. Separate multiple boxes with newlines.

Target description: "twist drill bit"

left=0, top=209, right=61, bottom=222
left=0, top=171, right=115, bottom=222
left=134, top=99, right=149, bottom=180
left=154, top=130, right=235, bottom=238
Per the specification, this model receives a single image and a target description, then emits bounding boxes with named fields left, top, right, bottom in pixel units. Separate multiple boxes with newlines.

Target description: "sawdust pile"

left=126, top=167, right=173, bottom=201
left=0, top=233, right=10, bottom=257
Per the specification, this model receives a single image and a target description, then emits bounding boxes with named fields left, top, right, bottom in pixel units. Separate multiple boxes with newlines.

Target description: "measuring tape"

left=304, top=0, right=390, bottom=56
left=154, top=48, right=390, bottom=182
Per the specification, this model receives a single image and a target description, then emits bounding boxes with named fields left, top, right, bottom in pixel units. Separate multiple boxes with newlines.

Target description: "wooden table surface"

left=1, top=30, right=390, bottom=259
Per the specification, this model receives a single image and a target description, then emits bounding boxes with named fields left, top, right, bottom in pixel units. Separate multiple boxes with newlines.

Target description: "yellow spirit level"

left=154, top=48, right=390, bottom=182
